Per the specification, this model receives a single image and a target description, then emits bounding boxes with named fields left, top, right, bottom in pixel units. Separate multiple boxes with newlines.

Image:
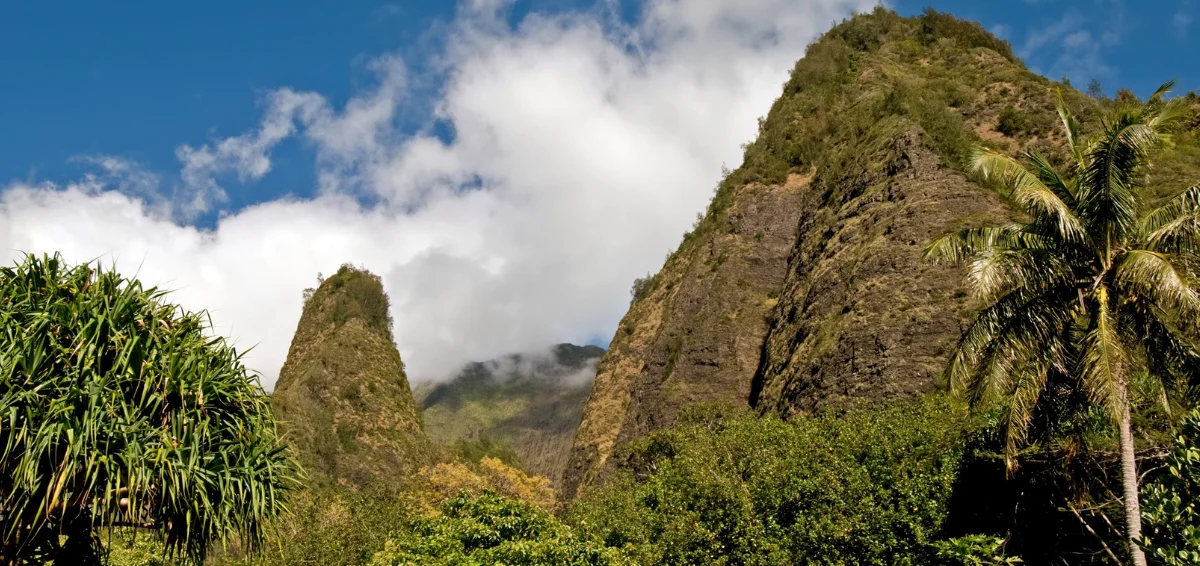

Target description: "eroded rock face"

left=272, top=266, right=432, bottom=490
left=562, top=175, right=809, bottom=501
left=750, top=131, right=1006, bottom=417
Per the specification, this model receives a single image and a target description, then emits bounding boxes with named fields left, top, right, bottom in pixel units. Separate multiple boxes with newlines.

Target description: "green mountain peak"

left=272, top=264, right=432, bottom=490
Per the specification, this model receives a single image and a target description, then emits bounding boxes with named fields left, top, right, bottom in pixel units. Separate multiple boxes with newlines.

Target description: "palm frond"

left=1134, top=302, right=1200, bottom=394
left=1143, top=185, right=1200, bottom=253
left=924, top=225, right=1051, bottom=265
left=972, top=148, right=1085, bottom=242
left=1148, top=79, right=1177, bottom=104
left=1027, top=151, right=1078, bottom=204
left=1001, top=363, right=1050, bottom=474
left=966, top=248, right=1074, bottom=302
left=1116, top=249, right=1200, bottom=323
left=1056, top=88, right=1085, bottom=171
left=1078, top=286, right=1128, bottom=424
left=1079, top=113, right=1161, bottom=247
left=1147, top=98, right=1191, bottom=145
left=944, top=286, right=1073, bottom=406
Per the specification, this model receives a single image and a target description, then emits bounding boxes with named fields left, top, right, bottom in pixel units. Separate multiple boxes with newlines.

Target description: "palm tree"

left=0, top=253, right=301, bottom=565
left=925, top=82, right=1200, bottom=565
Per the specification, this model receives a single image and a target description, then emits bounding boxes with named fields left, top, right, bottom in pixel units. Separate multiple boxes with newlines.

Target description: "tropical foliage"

left=925, top=83, right=1200, bottom=564
left=367, top=492, right=627, bottom=566
left=932, top=535, right=1022, bottom=565
left=567, top=398, right=972, bottom=565
left=0, top=254, right=298, bottom=565
left=1140, top=409, right=1200, bottom=565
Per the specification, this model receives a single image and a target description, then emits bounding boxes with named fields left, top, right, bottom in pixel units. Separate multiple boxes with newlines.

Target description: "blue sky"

left=1, top=0, right=1196, bottom=385
left=3, top=1, right=1194, bottom=216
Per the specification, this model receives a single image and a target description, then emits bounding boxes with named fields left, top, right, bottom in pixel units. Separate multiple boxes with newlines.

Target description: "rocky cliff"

left=562, top=8, right=1197, bottom=500
left=272, top=265, right=432, bottom=490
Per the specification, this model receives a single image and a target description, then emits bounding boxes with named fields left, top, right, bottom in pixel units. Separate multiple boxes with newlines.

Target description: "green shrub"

left=916, top=8, right=1016, bottom=62
left=629, top=273, right=660, bottom=306
left=996, top=108, right=1034, bottom=137
left=0, top=254, right=297, bottom=565
left=316, top=264, right=395, bottom=339
left=368, top=491, right=628, bottom=565
left=933, top=535, right=1022, bottom=565
left=451, top=437, right=524, bottom=470
left=568, top=396, right=971, bottom=565
left=209, top=487, right=420, bottom=566
left=1140, top=409, right=1200, bottom=565
left=105, top=531, right=174, bottom=566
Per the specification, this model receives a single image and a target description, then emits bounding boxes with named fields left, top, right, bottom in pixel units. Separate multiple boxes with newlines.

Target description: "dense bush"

left=916, top=8, right=1016, bottom=62
left=567, top=397, right=972, bottom=565
left=314, top=264, right=395, bottom=339
left=932, top=535, right=1022, bottom=565
left=202, top=453, right=569, bottom=565
left=995, top=108, right=1034, bottom=137
left=1141, top=409, right=1200, bottom=565
left=209, top=488, right=419, bottom=566
left=368, top=492, right=628, bottom=565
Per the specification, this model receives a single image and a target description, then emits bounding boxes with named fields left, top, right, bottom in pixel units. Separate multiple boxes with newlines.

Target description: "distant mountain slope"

left=273, top=265, right=432, bottom=490
left=562, top=8, right=1200, bottom=500
left=415, top=343, right=604, bottom=487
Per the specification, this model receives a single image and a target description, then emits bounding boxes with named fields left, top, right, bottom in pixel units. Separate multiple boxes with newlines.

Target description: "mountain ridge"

left=416, top=343, right=604, bottom=486
left=563, top=7, right=1200, bottom=501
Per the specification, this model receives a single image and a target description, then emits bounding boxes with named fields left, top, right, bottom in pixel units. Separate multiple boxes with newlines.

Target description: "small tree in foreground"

left=925, top=82, right=1200, bottom=566
left=0, top=253, right=300, bottom=565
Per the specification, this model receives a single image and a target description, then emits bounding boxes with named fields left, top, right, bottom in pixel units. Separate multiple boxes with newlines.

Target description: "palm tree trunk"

left=1118, top=397, right=1147, bottom=566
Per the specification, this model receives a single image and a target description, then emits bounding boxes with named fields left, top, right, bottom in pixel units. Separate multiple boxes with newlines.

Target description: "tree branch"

left=1067, top=500, right=1124, bottom=566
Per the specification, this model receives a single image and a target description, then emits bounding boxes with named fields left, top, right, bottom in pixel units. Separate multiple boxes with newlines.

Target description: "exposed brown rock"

left=562, top=174, right=809, bottom=500
left=750, top=131, right=1006, bottom=417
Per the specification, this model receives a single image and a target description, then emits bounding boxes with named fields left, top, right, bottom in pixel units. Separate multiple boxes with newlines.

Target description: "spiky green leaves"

left=0, top=254, right=300, bottom=565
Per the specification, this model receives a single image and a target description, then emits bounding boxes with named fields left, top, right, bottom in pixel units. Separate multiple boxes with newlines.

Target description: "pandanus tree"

left=925, top=83, right=1200, bottom=565
left=0, top=254, right=300, bottom=565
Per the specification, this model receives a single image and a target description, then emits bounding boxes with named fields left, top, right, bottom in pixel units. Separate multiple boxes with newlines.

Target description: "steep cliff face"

left=750, top=131, right=1006, bottom=416
left=272, top=265, right=431, bottom=490
left=562, top=8, right=1112, bottom=500
left=415, top=343, right=604, bottom=487
left=563, top=174, right=809, bottom=499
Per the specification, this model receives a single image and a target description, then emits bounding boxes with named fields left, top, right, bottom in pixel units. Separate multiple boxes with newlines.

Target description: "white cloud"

left=175, top=90, right=326, bottom=217
left=1018, top=8, right=1122, bottom=86
left=1, top=0, right=873, bottom=388
left=1176, top=1, right=1194, bottom=38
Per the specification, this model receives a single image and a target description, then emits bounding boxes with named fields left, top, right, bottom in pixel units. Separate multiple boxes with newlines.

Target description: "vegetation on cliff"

left=566, top=3, right=1200, bottom=512
left=565, top=5, right=1053, bottom=501
left=271, top=265, right=432, bottom=490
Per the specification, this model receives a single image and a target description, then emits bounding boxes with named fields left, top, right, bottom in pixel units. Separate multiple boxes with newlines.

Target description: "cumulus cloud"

left=476, top=345, right=603, bottom=387
left=175, top=89, right=327, bottom=216
left=1, top=0, right=872, bottom=388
